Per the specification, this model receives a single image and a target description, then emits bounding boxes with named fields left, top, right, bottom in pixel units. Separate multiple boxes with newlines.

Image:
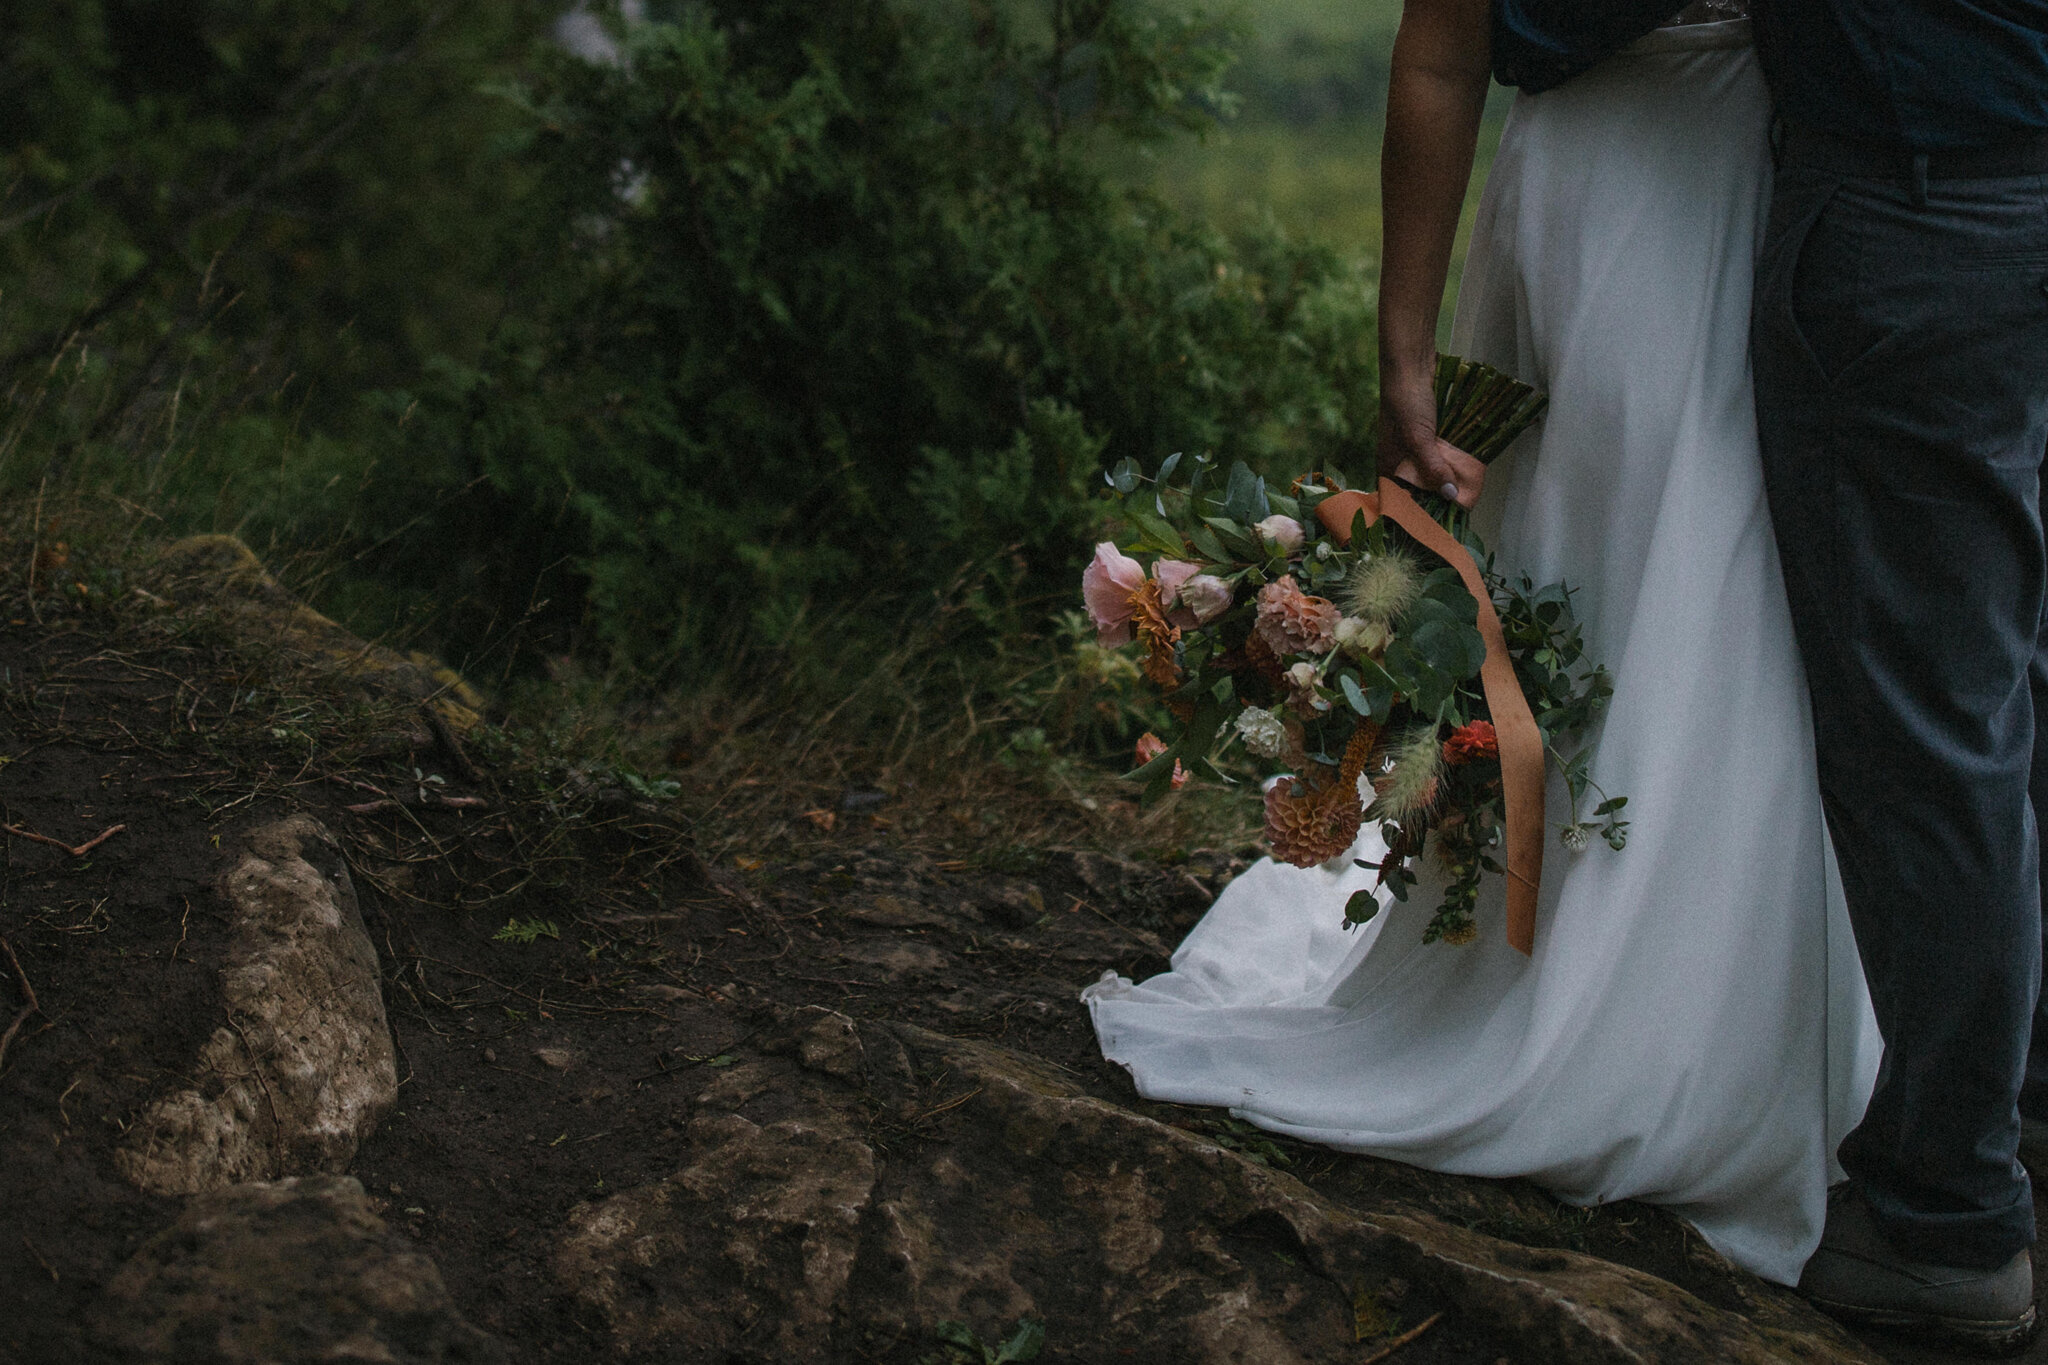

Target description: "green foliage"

left=0, top=1, right=555, bottom=460
left=2, top=0, right=1389, bottom=769
left=369, top=0, right=1380, bottom=674
left=927, top=1317, right=1045, bottom=1365
left=493, top=916, right=560, bottom=945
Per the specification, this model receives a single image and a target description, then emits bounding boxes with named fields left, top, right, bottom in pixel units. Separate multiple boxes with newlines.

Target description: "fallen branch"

left=1360, top=1311, right=1444, bottom=1365
left=0, top=936, right=42, bottom=1074
left=1, top=821, right=126, bottom=857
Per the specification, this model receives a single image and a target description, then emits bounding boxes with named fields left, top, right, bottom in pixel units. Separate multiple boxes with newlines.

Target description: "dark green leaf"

left=994, top=1320, right=1046, bottom=1363
left=1344, top=889, right=1381, bottom=925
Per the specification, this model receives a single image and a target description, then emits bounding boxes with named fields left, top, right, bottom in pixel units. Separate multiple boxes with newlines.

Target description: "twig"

left=20, top=1236, right=56, bottom=1284
left=1360, top=1312, right=1444, bottom=1365
left=345, top=794, right=488, bottom=815
left=0, top=937, right=41, bottom=1074
left=1, top=822, right=126, bottom=858
left=916, top=1086, right=983, bottom=1121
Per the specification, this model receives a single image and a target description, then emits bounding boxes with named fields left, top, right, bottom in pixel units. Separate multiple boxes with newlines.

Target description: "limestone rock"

left=158, top=534, right=484, bottom=730
left=559, top=1012, right=1879, bottom=1365
left=116, top=817, right=398, bottom=1195
left=96, top=1175, right=503, bottom=1364
left=553, top=1106, right=878, bottom=1360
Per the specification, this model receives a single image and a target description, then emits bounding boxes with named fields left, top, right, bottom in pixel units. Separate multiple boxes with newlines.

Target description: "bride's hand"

left=1379, top=377, right=1487, bottom=509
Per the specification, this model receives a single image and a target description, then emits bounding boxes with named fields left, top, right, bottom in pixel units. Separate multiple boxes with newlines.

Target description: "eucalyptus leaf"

left=1108, top=458, right=1141, bottom=494
left=1340, top=673, right=1373, bottom=717
left=1344, top=889, right=1381, bottom=925
left=1222, top=460, right=1270, bottom=524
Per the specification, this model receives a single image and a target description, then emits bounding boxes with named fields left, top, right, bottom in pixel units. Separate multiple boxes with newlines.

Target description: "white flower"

left=1333, top=615, right=1391, bottom=655
left=1560, top=824, right=1591, bottom=853
left=1285, top=661, right=1319, bottom=690
left=1235, top=706, right=1289, bottom=759
left=1314, top=541, right=1334, bottom=561
left=1255, top=515, right=1306, bottom=556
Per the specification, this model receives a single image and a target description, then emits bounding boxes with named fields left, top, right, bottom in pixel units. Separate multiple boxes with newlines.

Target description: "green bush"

left=2, top=1, right=1383, bottom=726
left=368, top=0, right=1380, bottom=676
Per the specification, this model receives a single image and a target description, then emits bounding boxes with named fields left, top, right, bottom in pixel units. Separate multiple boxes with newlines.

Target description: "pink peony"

left=1177, top=573, right=1233, bottom=623
left=1255, top=575, right=1341, bottom=656
left=1082, top=542, right=1146, bottom=645
left=1256, top=515, right=1307, bottom=556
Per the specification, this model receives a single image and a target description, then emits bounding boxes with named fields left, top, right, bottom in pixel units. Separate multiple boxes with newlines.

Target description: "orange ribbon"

left=1316, top=480, right=1545, bottom=955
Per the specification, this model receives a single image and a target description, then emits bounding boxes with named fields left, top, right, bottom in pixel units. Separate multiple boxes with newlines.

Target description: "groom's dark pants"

left=1753, top=134, right=2048, bottom=1269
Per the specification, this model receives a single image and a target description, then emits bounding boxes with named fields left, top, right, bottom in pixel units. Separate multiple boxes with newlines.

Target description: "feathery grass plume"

left=1345, top=549, right=1422, bottom=627
left=1370, top=727, right=1445, bottom=821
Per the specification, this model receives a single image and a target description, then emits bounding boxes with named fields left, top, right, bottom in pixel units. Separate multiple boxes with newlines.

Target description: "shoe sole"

left=1807, top=1297, right=2039, bottom=1358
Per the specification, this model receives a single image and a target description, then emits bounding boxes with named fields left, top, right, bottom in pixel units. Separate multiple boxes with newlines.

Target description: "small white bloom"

left=1560, top=824, right=1591, bottom=853
left=1285, top=661, right=1319, bottom=690
left=1235, top=706, right=1289, bottom=759
left=1333, top=615, right=1391, bottom=655
left=1314, top=541, right=1334, bottom=561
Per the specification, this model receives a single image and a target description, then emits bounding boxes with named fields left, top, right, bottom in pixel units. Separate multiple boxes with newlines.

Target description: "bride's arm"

left=1377, top=0, right=1493, bottom=508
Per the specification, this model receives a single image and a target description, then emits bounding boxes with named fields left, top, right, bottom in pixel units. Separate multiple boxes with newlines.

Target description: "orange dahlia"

left=1264, top=770, right=1365, bottom=867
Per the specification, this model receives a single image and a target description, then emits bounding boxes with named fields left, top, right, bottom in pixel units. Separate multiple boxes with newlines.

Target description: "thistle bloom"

left=1345, top=549, right=1422, bottom=626
left=1254, top=575, right=1341, bottom=656
left=1235, top=706, right=1289, bottom=759
left=1082, top=542, right=1145, bottom=645
left=1256, top=515, right=1307, bottom=556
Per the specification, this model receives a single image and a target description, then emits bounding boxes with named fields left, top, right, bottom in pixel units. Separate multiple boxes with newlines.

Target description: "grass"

left=1103, top=0, right=1513, bottom=343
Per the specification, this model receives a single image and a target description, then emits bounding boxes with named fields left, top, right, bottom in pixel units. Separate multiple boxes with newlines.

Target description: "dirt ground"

left=0, top=584, right=2032, bottom=1364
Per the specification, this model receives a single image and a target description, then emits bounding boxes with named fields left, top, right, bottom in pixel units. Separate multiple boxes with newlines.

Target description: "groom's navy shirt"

left=1755, top=1, right=2048, bottom=150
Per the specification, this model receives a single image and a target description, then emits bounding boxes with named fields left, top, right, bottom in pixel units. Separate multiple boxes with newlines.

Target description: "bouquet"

left=1080, top=358, right=1624, bottom=951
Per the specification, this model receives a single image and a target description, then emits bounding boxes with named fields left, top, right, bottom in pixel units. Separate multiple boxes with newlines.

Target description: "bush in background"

left=0, top=0, right=1382, bottom=769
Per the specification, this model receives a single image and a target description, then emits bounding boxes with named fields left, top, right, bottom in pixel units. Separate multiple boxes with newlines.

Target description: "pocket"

left=1785, top=183, right=1901, bottom=384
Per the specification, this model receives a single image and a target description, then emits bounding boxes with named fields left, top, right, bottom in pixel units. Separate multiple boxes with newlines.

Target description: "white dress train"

left=1082, top=21, right=1882, bottom=1287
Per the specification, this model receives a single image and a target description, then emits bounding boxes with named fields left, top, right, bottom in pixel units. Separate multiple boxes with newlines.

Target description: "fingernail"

left=1439, top=482, right=1459, bottom=501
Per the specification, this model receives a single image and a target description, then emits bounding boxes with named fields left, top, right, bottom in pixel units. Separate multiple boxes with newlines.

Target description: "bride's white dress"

left=1082, top=20, right=1883, bottom=1287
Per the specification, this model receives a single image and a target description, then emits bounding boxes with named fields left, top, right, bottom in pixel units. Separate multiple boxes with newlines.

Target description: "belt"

left=1777, top=121, right=2048, bottom=181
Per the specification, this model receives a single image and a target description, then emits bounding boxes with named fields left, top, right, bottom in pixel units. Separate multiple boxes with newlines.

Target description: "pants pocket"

left=1785, top=182, right=1902, bottom=385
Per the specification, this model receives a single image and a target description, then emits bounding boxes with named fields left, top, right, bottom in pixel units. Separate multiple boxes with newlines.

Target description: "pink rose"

left=1082, top=542, right=1145, bottom=645
left=1178, top=573, right=1233, bottom=624
left=1255, top=575, right=1341, bottom=656
left=1151, top=559, right=1203, bottom=629
left=1256, top=515, right=1306, bottom=557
